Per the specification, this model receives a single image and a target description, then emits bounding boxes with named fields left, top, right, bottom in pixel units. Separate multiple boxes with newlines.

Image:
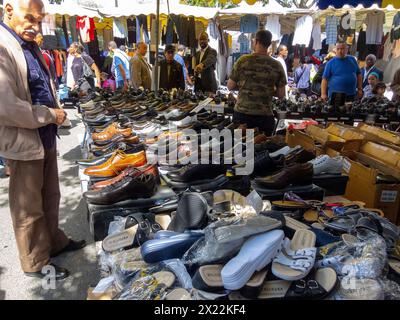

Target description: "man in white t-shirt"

left=275, top=45, right=288, bottom=98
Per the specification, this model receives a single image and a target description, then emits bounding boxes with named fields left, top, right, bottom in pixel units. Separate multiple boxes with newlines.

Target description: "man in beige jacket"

left=0, top=0, right=85, bottom=281
left=130, top=42, right=152, bottom=90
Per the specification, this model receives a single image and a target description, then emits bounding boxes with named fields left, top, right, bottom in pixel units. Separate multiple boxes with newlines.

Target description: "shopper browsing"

left=0, top=0, right=86, bottom=281
left=174, top=45, right=192, bottom=88
left=68, top=42, right=102, bottom=90
left=159, top=44, right=185, bottom=91
left=130, top=42, right=152, bottom=90
left=194, top=32, right=218, bottom=93
left=363, top=72, right=380, bottom=99
left=361, top=54, right=383, bottom=88
left=108, top=41, right=130, bottom=91
left=321, top=41, right=362, bottom=103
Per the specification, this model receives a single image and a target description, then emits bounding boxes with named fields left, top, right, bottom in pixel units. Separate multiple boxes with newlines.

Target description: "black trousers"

left=233, top=112, right=276, bottom=136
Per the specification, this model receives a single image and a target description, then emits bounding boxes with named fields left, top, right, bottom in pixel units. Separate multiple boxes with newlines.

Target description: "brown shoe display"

left=284, top=148, right=316, bottom=165
left=254, top=163, right=313, bottom=189
left=84, top=150, right=147, bottom=178
left=91, top=164, right=158, bottom=190
left=92, top=123, right=133, bottom=141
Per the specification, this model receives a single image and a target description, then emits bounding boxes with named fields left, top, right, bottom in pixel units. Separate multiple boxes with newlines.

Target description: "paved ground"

left=0, top=109, right=100, bottom=300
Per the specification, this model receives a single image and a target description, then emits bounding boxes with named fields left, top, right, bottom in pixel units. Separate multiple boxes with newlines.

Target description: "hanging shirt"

left=238, top=33, right=250, bottom=54
left=365, top=11, right=385, bottom=45
left=77, top=16, right=95, bottom=43
left=325, top=15, right=339, bottom=45
left=240, top=15, right=259, bottom=34
left=127, top=17, right=137, bottom=44
left=265, top=15, right=281, bottom=42
left=113, top=17, right=128, bottom=39
left=41, top=14, right=56, bottom=36
left=292, top=15, right=313, bottom=46
left=312, top=22, right=322, bottom=50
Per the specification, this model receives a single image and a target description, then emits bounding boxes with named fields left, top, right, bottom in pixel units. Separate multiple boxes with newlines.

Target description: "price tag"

left=246, top=190, right=263, bottom=214
left=341, top=117, right=350, bottom=121
left=343, top=159, right=352, bottom=174
left=379, top=117, right=388, bottom=121
left=380, top=190, right=398, bottom=203
left=354, top=119, right=363, bottom=122
left=316, top=118, right=325, bottom=122
left=390, top=122, right=400, bottom=125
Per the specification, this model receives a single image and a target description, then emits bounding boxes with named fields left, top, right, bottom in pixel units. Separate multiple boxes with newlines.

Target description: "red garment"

left=52, top=50, right=63, bottom=78
left=41, top=50, right=51, bottom=70
left=76, top=16, right=95, bottom=43
left=310, top=55, right=321, bottom=66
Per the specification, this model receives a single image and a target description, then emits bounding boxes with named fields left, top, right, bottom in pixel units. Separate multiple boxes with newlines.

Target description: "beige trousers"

left=8, top=147, right=69, bottom=272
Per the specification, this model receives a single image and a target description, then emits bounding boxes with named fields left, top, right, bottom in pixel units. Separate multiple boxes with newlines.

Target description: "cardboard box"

left=357, top=123, right=400, bottom=146
left=325, top=123, right=366, bottom=141
left=342, top=151, right=400, bottom=223
left=286, top=128, right=362, bottom=157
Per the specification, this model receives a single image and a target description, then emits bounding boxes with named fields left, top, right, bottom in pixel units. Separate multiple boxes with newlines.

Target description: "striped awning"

left=317, top=0, right=400, bottom=9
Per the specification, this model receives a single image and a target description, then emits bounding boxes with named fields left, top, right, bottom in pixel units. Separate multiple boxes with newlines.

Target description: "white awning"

left=98, top=0, right=217, bottom=19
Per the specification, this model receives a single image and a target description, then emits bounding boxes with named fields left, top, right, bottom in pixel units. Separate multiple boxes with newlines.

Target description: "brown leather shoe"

left=92, top=123, right=133, bottom=141
left=285, top=148, right=316, bottom=165
left=254, top=163, right=313, bottom=189
left=254, top=133, right=269, bottom=145
left=84, top=150, right=147, bottom=178
left=91, top=164, right=158, bottom=190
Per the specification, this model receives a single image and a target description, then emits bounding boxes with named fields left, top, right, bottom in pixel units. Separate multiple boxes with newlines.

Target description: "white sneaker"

left=270, top=145, right=301, bottom=158
left=310, top=155, right=344, bottom=175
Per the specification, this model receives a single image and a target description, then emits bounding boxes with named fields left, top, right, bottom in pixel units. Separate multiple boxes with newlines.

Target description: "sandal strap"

left=282, top=238, right=316, bottom=259
left=274, top=253, right=313, bottom=272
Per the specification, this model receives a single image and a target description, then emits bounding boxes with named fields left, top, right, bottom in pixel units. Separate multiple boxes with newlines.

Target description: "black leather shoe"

left=167, top=164, right=227, bottom=183
left=83, top=170, right=158, bottom=205
left=24, top=263, right=70, bottom=281
left=50, top=239, right=87, bottom=258
left=252, top=151, right=284, bottom=177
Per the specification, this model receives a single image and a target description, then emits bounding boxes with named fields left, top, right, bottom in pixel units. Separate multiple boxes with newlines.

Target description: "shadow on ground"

left=27, top=196, right=98, bottom=300
left=0, top=267, right=6, bottom=300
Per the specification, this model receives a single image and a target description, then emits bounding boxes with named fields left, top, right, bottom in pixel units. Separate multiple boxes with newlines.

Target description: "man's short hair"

left=178, top=45, right=186, bottom=52
left=255, top=30, right=272, bottom=49
left=277, top=44, right=287, bottom=55
left=336, top=40, right=348, bottom=47
left=108, top=41, right=117, bottom=50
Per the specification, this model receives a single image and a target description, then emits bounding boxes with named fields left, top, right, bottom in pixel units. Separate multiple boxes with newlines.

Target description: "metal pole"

left=154, top=0, right=160, bottom=92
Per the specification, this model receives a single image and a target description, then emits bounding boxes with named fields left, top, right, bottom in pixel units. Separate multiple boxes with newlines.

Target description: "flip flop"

left=221, top=230, right=284, bottom=290
left=102, top=225, right=139, bottom=252
left=389, top=258, right=400, bottom=277
left=258, top=268, right=337, bottom=300
left=165, top=288, right=191, bottom=300
left=272, top=229, right=316, bottom=281
left=192, top=265, right=225, bottom=293
left=323, top=210, right=366, bottom=233
left=271, top=200, right=311, bottom=211
left=303, top=209, right=334, bottom=223
left=239, top=268, right=268, bottom=299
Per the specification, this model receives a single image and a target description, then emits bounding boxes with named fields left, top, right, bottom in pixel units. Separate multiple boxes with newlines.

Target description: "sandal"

left=271, top=229, right=316, bottom=281
left=258, top=268, right=338, bottom=300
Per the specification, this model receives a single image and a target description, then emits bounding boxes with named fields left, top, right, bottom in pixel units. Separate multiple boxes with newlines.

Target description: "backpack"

left=82, top=57, right=94, bottom=79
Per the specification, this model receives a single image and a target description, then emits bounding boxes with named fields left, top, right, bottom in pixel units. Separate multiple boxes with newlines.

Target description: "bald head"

left=4, top=0, right=45, bottom=42
left=199, top=32, right=209, bottom=49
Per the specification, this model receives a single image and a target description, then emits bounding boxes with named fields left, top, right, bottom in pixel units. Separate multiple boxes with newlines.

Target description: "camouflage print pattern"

left=230, top=54, right=287, bottom=116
